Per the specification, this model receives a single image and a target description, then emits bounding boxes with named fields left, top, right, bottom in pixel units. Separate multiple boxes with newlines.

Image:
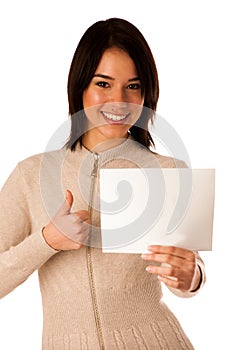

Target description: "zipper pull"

left=91, top=153, right=99, bottom=177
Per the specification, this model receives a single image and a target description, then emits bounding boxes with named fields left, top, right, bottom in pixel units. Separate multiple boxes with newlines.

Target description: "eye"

left=127, top=83, right=141, bottom=90
left=96, top=81, right=110, bottom=88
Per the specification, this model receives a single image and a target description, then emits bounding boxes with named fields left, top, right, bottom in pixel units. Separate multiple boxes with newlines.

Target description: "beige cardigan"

left=0, top=138, right=205, bottom=349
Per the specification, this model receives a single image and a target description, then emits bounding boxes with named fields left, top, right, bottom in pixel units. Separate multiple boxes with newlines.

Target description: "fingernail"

left=146, top=266, right=152, bottom=273
left=141, top=254, right=149, bottom=260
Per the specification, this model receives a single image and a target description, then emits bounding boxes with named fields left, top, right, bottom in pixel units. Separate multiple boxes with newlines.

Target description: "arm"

left=0, top=162, right=90, bottom=299
left=0, top=164, right=58, bottom=299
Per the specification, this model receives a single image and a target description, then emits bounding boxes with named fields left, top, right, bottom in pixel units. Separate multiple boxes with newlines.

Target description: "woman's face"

left=82, top=47, right=144, bottom=150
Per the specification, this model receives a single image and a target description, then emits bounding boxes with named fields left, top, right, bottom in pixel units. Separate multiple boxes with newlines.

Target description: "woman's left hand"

left=141, top=245, right=201, bottom=292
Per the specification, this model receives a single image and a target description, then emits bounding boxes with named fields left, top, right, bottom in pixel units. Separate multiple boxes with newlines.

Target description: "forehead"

left=95, top=47, right=138, bottom=76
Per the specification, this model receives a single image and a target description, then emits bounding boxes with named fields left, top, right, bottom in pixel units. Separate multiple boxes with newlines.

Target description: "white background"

left=0, top=1, right=232, bottom=349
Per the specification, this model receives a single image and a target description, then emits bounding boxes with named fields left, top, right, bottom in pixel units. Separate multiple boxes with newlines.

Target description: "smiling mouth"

left=101, top=111, right=129, bottom=122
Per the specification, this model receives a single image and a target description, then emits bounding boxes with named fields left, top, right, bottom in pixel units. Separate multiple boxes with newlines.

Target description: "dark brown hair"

left=67, top=18, right=159, bottom=150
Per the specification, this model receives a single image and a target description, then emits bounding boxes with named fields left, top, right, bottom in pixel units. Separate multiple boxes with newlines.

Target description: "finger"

left=62, top=242, right=83, bottom=251
left=157, top=275, right=180, bottom=289
left=146, top=265, right=184, bottom=288
left=142, top=253, right=196, bottom=271
left=77, top=231, right=89, bottom=245
left=147, top=245, right=195, bottom=261
left=75, top=210, right=90, bottom=223
left=145, top=265, right=174, bottom=276
left=65, top=215, right=90, bottom=242
left=74, top=243, right=82, bottom=249
left=142, top=253, right=186, bottom=267
left=158, top=274, right=192, bottom=291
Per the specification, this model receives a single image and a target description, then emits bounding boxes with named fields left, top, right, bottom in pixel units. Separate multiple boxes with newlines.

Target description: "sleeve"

left=0, top=164, right=58, bottom=299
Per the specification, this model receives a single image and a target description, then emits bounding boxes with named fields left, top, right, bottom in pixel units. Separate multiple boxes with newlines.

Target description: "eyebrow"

left=93, top=74, right=140, bottom=82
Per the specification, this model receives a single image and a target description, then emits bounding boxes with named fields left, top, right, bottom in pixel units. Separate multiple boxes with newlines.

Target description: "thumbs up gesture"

left=42, top=190, right=90, bottom=251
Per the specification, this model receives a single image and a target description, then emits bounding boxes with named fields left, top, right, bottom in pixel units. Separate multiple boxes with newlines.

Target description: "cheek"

left=138, top=94, right=145, bottom=105
left=83, top=89, right=104, bottom=109
left=129, top=104, right=144, bottom=124
left=128, top=93, right=144, bottom=106
left=83, top=89, right=103, bottom=126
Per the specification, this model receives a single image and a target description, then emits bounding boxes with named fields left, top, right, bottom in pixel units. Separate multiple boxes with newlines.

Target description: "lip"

left=101, top=111, right=130, bottom=125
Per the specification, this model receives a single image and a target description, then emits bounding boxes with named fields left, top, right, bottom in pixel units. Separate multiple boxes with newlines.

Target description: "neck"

left=82, top=133, right=130, bottom=153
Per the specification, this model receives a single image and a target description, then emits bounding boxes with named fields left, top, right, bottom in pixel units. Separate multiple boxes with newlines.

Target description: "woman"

left=0, top=18, right=205, bottom=349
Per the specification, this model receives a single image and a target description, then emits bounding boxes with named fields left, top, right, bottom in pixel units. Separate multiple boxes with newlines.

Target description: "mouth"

left=101, top=111, right=130, bottom=123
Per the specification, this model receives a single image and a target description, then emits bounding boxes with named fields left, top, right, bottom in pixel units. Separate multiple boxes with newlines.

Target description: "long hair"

left=67, top=18, right=159, bottom=150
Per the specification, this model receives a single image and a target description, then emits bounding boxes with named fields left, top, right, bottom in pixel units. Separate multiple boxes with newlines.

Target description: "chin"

left=100, top=127, right=129, bottom=140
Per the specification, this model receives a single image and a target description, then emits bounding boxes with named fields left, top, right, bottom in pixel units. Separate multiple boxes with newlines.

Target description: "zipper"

left=88, top=152, right=99, bottom=219
left=86, top=152, right=105, bottom=350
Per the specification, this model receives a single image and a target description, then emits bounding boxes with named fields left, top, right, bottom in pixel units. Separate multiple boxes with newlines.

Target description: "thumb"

left=66, top=190, right=74, bottom=209
left=66, top=189, right=73, bottom=209
left=57, top=189, right=74, bottom=216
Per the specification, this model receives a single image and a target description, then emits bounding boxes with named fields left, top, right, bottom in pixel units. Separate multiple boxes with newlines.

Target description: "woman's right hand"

left=42, top=190, right=90, bottom=251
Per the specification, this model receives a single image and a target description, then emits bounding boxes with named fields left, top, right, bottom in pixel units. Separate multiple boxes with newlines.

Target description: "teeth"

left=102, top=111, right=128, bottom=121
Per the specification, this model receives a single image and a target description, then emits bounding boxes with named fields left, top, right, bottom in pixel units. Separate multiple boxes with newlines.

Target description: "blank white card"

left=100, top=168, right=215, bottom=253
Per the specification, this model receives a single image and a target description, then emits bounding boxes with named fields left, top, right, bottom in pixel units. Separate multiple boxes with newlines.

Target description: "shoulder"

left=153, top=152, right=188, bottom=168
left=17, top=148, right=67, bottom=176
left=1, top=148, right=72, bottom=199
left=127, top=136, right=188, bottom=168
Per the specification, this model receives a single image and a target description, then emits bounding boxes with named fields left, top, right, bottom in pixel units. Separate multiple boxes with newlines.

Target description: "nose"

left=108, top=87, right=128, bottom=111
left=110, top=86, right=127, bottom=103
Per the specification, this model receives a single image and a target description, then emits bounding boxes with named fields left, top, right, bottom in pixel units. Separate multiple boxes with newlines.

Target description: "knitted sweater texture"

left=0, top=138, right=205, bottom=349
